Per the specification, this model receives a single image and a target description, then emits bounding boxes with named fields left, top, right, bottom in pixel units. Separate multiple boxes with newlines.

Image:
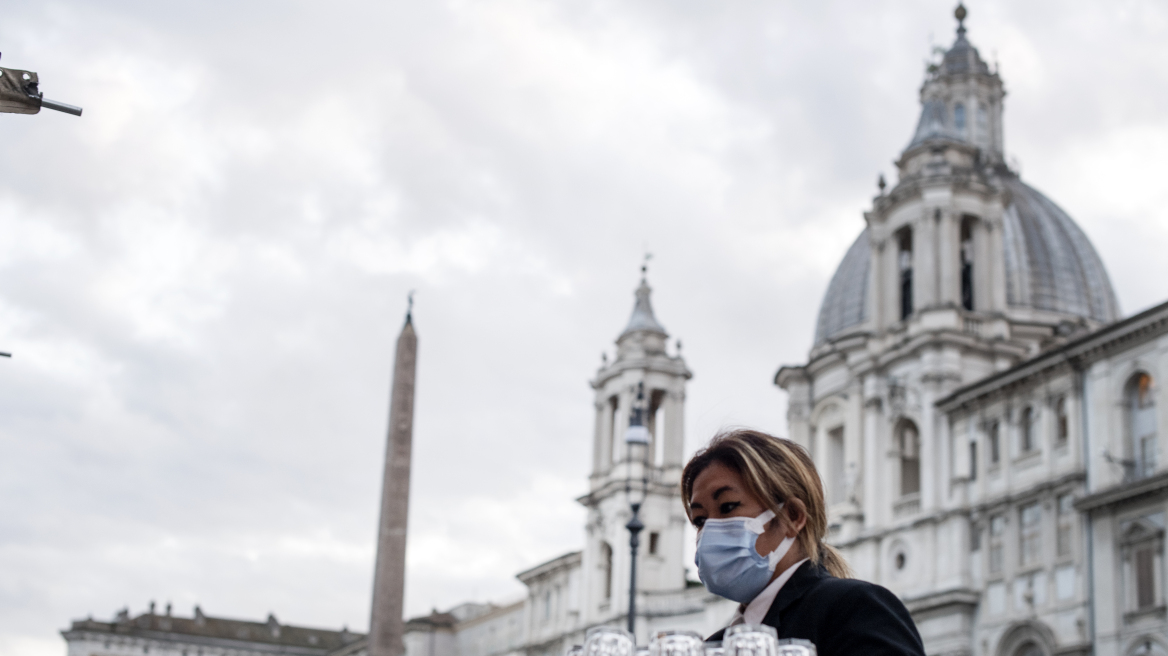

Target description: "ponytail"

left=818, top=541, right=852, bottom=579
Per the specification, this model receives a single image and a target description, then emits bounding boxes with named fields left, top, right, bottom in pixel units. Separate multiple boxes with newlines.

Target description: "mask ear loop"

left=761, top=503, right=794, bottom=570
left=767, top=535, right=797, bottom=570
left=743, top=509, right=776, bottom=534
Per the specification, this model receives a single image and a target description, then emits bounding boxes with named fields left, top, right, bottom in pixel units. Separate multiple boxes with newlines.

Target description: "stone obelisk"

left=369, top=299, right=418, bottom=656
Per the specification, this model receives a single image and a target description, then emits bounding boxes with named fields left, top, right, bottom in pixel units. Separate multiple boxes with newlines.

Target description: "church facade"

left=63, top=7, right=1167, bottom=656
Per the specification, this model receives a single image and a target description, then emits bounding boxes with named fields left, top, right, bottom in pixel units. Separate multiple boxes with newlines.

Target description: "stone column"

left=594, top=399, right=614, bottom=477
left=862, top=375, right=883, bottom=530
left=369, top=313, right=418, bottom=656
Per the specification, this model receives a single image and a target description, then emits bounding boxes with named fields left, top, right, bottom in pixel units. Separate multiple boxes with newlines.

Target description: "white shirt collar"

left=731, top=558, right=810, bottom=626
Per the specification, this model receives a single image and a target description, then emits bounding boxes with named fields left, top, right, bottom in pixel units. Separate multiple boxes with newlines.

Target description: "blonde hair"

left=681, top=429, right=852, bottom=579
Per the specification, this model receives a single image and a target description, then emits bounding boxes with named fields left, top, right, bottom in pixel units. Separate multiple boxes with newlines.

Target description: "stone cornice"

left=774, top=364, right=808, bottom=389
left=901, top=588, right=981, bottom=616
left=1075, top=471, right=1168, bottom=514
left=516, top=551, right=582, bottom=584
left=591, top=355, right=691, bottom=389
left=577, top=476, right=680, bottom=509
left=937, top=299, right=1168, bottom=412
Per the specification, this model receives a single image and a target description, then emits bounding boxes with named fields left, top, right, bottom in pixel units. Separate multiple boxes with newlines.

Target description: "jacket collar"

left=760, top=560, right=828, bottom=626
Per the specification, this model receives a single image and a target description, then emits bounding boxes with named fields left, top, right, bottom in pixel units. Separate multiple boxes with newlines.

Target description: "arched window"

left=1014, top=642, right=1045, bottom=656
left=898, top=228, right=913, bottom=320
left=961, top=216, right=975, bottom=311
left=897, top=420, right=921, bottom=496
left=601, top=541, right=613, bottom=600
left=954, top=103, right=967, bottom=133
left=1127, top=373, right=1157, bottom=480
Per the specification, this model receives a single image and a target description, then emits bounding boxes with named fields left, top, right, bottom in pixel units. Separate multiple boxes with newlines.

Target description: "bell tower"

left=577, top=266, right=692, bottom=636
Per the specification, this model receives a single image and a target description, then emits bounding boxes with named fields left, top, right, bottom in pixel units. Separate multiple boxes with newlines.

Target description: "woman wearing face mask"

left=683, top=429, right=925, bottom=656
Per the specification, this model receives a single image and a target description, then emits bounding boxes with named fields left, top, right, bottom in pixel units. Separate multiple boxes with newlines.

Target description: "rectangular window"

left=648, top=532, right=659, bottom=555
left=1057, top=494, right=1074, bottom=558
left=960, top=217, right=975, bottom=311
left=989, top=422, right=1001, bottom=464
left=1129, top=373, right=1157, bottom=480
left=898, top=422, right=921, bottom=496
left=1021, top=407, right=1035, bottom=452
left=1020, top=502, right=1042, bottom=567
left=970, top=441, right=978, bottom=481
left=1121, top=512, right=1164, bottom=612
left=1056, top=564, right=1075, bottom=600
left=609, top=396, right=620, bottom=465
left=989, top=514, right=1006, bottom=575
left=898, top=228, right=913, bottom=320
left=987, top=582, right=1006, bottom=614
left=1056, top=397, right=1069, bottom=447
left=1138, top=435, right=1157, bottom=480
left=601, top=542, right=613, bottom=600
left=1136, top=547, right=1156, bottom=609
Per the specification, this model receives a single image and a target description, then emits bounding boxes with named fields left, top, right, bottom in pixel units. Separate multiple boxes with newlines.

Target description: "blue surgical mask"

left=695, top=506, right=796, bottom=603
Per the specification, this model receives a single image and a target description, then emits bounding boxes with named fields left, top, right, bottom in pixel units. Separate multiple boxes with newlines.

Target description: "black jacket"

left=706, top=562, right=925, bottom=656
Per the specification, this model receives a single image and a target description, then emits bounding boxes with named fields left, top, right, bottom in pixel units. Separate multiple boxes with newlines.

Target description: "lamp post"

left=623, top=382, right=650, bottom=636
left=0, top=53, right=83, bottom=116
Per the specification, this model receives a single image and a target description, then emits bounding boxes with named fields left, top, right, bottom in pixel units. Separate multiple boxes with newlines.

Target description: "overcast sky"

left=2, top=1, right=1168, bottom=653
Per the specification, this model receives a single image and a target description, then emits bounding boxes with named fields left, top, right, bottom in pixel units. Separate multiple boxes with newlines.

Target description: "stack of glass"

left=572, top=625, right=814, bottom=656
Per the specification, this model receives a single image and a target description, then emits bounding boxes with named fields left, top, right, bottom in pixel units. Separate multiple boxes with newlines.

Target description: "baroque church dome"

left=815, top=179, right=1119, bottom=345
left=813, top=11, right=1119, bottom=346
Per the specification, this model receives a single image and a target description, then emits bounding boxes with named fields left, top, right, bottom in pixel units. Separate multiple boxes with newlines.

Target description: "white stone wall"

left=405, top=628, right=457, bottom=656
left=454, top=603, right=525, bottom=656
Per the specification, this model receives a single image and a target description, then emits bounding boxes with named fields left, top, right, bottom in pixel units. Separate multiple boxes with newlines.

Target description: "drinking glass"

left=650, top=631, right=705, bottom=656
left=775, top=639, right=816, bottom=656
left=584, top=627, right=637, bottom=656
left=723, top=624, right=778, bottom=656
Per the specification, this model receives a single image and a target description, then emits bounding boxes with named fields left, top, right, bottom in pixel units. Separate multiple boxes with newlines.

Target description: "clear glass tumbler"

left=650, top=631, right=705, bottom=656
left=723, top=624, right=778, bottom=656
left=584, top=627, right=637, bottom=656
left=774, top=639, right=816, bottom=656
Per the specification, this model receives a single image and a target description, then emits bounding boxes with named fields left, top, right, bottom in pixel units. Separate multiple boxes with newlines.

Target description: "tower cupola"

left=616, top=265, right=669, bottom=359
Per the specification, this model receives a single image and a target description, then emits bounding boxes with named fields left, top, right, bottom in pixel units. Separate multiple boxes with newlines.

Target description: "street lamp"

left=1, top=54, right=83, bottom=116
left=623, top=382, right=650, bottom=636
